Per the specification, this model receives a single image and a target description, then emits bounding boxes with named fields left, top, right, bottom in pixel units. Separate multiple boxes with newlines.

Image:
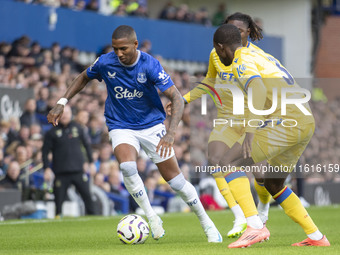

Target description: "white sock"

left=230, top=204, right=246, bottom=222
left=123, top=173, right=156, bottom=220
left=257, top=201, right=270, bottom=216
left=246, top=215, right=264, bottom=229
left=177, top=181, right=212, bottom=228
left=308, top=230, right=323, bottom=240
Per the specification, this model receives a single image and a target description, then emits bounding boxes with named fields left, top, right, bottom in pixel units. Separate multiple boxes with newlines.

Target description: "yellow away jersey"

left=183, top=42, right=263, bottom=118
left=232, top=47, right=314, bottom=124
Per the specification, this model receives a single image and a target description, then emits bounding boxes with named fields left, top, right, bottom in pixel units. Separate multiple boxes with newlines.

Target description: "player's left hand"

left=242, top=132, right=254, bottom=159
left=156, top=132, right=175, bottom=158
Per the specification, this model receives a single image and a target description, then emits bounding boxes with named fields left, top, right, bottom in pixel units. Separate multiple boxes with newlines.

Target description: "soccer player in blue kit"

left=47, top=25, right=222, bottom=242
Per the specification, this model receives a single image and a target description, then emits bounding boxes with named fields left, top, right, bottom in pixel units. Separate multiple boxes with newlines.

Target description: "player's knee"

left=120, top=161, right=138, bottom=177
left=264, top=180, right=284, bottom=195
left=208, top=154, right=223, bottom=166
left=168, top=173, right=186, bottom=192
left=255, top=178, right=265, bottom=184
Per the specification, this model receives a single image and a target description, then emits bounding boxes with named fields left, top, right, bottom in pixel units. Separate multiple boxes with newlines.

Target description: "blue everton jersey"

left=86, top=50, right=174, bottom=130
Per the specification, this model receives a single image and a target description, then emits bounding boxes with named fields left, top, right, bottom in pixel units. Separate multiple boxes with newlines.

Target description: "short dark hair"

left=112, top=25, right=136, bottom=40
left=225, top=12, right=263, bottom=41
left=214, top=24, right=241, bottom=46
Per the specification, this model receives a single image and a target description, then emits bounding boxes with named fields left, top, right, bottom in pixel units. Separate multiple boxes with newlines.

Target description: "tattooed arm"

left=162, top=85, right=184, bottom=135
left=156, top=85, right=184, bottom=158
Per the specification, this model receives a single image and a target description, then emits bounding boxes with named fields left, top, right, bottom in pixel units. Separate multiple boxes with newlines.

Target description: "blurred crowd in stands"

left=15, top=0, right=229, bottom=26
left=0, top=34, right=339, bottom=214
left=301, top=99, right=340, bottom=182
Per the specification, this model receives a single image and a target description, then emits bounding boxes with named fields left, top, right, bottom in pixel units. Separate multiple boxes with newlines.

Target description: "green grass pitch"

left=1, top=206, right=338, bottom=255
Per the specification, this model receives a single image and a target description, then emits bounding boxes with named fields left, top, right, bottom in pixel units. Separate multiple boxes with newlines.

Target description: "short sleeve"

left=232, top=50, right=261, bottom=91
left=205, top=49, right=217, bottom=79
left=149, top=59, right=174, bottom=92
left=86, top=57, right=103, bottom=82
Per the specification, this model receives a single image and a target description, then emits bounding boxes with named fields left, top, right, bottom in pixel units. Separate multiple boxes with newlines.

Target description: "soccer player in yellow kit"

left=181, top=13, right=271, bottom=237
left=213, top=24, right=330, bottom=248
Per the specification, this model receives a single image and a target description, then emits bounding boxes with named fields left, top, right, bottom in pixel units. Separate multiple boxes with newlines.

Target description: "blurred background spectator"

left=0, top=161, right=22, bottom=190
left=212, top=3, right=228, bottom=26
left=17, top=0, right=225, bottom=26
left=42, top=105, right=95, bottom=216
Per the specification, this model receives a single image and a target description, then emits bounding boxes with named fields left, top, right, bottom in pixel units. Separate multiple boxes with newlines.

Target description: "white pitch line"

left=0, top=217, right=112, bottom=226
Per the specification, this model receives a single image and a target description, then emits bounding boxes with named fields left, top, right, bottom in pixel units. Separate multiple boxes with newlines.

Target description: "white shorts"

left=109, top=123, right=175, bottom=164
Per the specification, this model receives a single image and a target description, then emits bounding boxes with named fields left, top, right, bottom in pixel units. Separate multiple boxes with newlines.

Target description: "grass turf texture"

left=1, top=206, right=338, bottom=255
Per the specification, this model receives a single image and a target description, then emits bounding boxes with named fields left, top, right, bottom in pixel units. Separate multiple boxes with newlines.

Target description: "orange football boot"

left=228, top=226, right=270, bottom=248
left=292, top=235, right=330, bottom=246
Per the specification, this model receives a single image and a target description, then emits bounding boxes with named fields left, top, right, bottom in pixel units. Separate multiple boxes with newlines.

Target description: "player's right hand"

left=242, top=132, right=254, bottom=159
left=165, top=102, right=172, bottom=116
left=47, top=104, right=64, bottom=126
left=156, top=132, right=175, bottom=158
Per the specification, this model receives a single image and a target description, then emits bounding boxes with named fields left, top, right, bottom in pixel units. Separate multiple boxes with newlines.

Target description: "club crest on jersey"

left=137, top=72, right=147, bottom=83
left=108, top=71, right=116, bottom=79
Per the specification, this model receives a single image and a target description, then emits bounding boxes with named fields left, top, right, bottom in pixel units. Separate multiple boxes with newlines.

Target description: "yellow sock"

left=254, top=180, right=271, bottom=204
left=213, top=172, right=237, bottom=208
left=224, top=169, right=258, bottom=217
left=273, top=186, right=318, bottom=235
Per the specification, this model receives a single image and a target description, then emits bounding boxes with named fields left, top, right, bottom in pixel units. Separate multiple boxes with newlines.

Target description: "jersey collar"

left=118, top=50, right=141, bottom=67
